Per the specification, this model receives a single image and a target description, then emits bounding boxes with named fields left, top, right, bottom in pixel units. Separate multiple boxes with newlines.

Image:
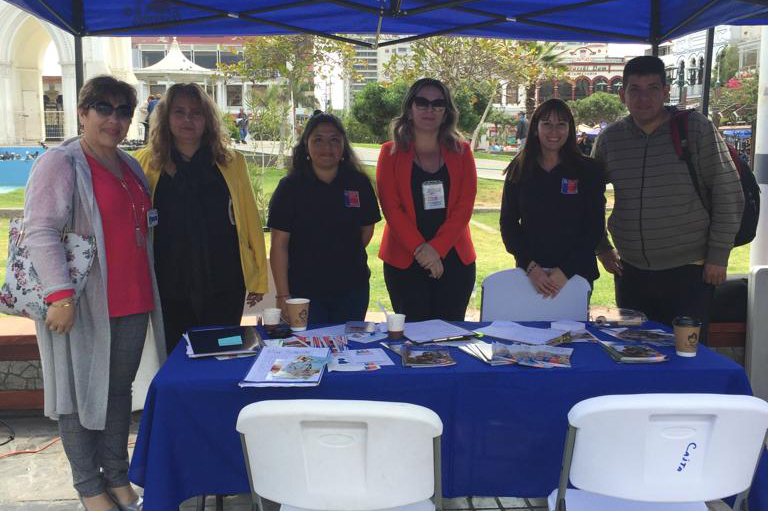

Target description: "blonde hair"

left=147, top=83, right=232, bottom=172
left=390, top=78, right=464, bottom=154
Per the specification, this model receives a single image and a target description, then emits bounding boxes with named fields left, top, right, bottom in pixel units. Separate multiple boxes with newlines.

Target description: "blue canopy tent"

left=4, top=0, right=768, bottom=102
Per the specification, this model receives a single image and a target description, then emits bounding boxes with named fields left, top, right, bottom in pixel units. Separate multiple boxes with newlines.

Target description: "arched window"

left=678, top=60, right=686, bottom=86
left=609, top=77, right=622, bottom=93
left=593, top=76, right=609, bottom=93
left=688, top=57, right=697, bottom=85
left=539, top=81, right=555, bottom=102
left=557, top=80, right=572, bottom=100
left=574, top=78, right=589, bottom=100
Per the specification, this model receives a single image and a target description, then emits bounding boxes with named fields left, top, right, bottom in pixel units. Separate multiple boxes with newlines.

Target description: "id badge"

left=561, top=178, right=579, bottom=195
left=147, top=209, right=158, bottom=228
left=422, top=180, right=446, bottom=210
left=344, top=190, right=360, bottom=208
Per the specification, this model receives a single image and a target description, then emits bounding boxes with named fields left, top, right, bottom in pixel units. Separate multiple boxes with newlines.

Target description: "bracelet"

left=50, top=300, right=73, bottom=308
left=526, top=262, right=538, bottom=275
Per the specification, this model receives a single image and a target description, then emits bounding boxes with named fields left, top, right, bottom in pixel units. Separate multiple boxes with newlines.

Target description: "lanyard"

left=82, top=138, right=146, bottom=247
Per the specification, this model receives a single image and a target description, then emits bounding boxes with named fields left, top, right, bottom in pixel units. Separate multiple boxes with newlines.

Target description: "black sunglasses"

left=413, top=97, right=447, bottom=110
left=89, top=101, right=134, bottom=120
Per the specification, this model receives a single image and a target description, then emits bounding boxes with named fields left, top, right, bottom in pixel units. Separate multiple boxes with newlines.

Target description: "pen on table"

left=432, top=334, right=477, bottom=342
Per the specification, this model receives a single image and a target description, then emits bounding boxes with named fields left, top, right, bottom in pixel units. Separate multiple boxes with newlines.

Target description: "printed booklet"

left=240, top=346, right=330, bottom=387
left=601, top=328, right=675, bottom=346
left=598, top=340, right=668, bottom=363
left=459, top=342, right=573, bottom=368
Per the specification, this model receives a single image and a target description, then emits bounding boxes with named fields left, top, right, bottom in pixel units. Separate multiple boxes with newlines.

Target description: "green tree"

left=509, top=41, right=569, bottom=115
left=383, top=36, right=504, bottom=148
left=567, top=92, right=627, bottom=126
left=715, top=45, right=740, bottom=86
left=351, top=81, right=409, bottom=142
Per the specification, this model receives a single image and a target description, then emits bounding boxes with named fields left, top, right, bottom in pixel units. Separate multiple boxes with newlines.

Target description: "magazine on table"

left=239, top=346, right=330, bottom=387
left=184, top=326, right=262, bottom=358
left=401, top=345, right=456, bottom=368
left=601, top=328, right=675, bottom=346
left=474, top=321, right=570, bottom=346
left=550, top=321, right=599, bottom=343
left=598, top=340, right=668, bottom=363
left=458, top=341, right=494, bottom=363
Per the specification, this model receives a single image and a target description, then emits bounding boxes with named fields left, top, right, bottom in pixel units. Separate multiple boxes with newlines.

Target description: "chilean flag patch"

left=344, top=190, right=361, bottom=207
left=561, top=178, right=579, bottom=194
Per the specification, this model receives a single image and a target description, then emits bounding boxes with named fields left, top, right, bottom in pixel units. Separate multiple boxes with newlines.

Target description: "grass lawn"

left=0, top=180, right=751, bottom=313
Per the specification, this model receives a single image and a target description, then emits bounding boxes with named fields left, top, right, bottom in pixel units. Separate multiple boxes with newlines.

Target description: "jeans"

left=58, top=313, right=149, bottom=497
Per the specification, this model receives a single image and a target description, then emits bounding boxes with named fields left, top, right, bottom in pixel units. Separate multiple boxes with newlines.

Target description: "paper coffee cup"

left=262, top=308, right=282, bottom=329
left=673, top=316, right=702, bottom=357
left=387, top=313, right=406, bottom=340
left=285, top=298, right=310, bottom=331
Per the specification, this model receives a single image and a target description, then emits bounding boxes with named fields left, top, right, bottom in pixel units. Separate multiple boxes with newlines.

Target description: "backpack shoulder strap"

left=670, top=109, right=704, bottom=203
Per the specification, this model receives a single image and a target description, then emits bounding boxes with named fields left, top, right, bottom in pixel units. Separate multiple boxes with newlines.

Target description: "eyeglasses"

left=89, top=102, right=134, bottom=120
left=413, top=97, right=447, bottom=111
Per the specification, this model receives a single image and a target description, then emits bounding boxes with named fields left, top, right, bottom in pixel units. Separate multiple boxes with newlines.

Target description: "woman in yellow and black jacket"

left=136, top=83, right=267, bottom=355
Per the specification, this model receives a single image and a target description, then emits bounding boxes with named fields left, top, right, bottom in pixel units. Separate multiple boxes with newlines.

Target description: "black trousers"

left=615, top=262, right=715, bottom=344
left=160, top=284, right=246, bottom=355
left=384, top=250, right=476, bottom=322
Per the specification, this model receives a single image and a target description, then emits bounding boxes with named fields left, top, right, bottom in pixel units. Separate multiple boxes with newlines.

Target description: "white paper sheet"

left=403, top=320, right=474, bottom=343
left=475, top=321, right=567, bottom=345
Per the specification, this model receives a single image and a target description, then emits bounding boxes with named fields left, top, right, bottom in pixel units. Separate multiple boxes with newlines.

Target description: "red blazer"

left=376, top=140, right=477, bottom=269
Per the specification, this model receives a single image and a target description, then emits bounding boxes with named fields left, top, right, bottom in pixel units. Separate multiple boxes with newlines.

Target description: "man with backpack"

left=592, top=56, right=745, bottom=339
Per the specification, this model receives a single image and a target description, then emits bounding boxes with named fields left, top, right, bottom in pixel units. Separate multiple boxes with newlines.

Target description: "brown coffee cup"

left=285, top=298, right=310, bottom=331
left=673, top=316, right=702, bottom=357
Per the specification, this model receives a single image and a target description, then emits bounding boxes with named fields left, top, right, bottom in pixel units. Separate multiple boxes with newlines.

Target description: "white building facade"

left=0, top=2, right=138, bottom=145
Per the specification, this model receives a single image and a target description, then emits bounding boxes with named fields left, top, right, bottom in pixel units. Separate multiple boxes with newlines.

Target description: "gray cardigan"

left=24, top=136, right=166, bottom=430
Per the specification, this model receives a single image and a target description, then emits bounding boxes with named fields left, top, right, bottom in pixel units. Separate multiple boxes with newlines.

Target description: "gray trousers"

left=58, top=312, right=149, bottom=497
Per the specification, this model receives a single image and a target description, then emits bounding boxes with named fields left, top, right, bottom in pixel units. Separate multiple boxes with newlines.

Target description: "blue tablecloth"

left=129, top=323, right=767, bottom=511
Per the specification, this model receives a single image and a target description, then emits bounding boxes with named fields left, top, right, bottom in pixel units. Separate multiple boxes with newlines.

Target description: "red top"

left=376, top=140, right=477, bottom=269
left=84, top=154, right=154, bottom=317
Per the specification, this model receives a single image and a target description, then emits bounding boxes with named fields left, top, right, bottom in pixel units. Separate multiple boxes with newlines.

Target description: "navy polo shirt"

left=267, top=167, right=381, bottom=297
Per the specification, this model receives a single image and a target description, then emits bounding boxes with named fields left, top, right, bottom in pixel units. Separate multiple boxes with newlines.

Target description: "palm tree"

left=513, top=41, right=569, bottom=114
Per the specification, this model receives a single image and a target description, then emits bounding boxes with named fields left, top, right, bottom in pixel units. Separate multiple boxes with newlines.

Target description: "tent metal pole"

left=650, top=0, right=660, bottom=55
left=73, top=0, right=84, bottom=97
left=702, top=27, right=715, bottom=117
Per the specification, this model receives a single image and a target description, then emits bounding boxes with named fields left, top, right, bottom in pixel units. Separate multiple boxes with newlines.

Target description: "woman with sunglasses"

left=377, top=78, right=477, bottom=321
left=500, top=99, right=605, bottom=297
left=24, top=76, right=164, bottom=511
left=135, top=83, right=268, bottom=354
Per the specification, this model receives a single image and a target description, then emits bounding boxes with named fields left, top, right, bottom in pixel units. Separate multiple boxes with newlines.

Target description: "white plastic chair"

left=236, top=399, right=443, bottom=511
left=480, top=268, right=591, bottom=321
left=548, top=394, right=768, bottom=511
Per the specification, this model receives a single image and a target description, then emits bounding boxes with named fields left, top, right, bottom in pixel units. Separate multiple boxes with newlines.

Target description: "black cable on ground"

left=0, top=418, right=15, bottom=446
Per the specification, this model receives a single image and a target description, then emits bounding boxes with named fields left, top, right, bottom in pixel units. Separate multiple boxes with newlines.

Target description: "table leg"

left=196, top=495, right=206, bottom=511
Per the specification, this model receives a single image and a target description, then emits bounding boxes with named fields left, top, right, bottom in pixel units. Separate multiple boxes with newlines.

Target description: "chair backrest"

left=480, top=268, right=590, bottom=321
left=566, top=393, right=768, bottom=502
left=236, top=399, right=443, bottom=511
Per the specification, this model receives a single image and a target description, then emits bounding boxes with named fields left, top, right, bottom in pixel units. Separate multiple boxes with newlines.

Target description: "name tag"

left=344, top=190, right=360, bottom=208
left=147, top=209, right=158, bottom=228
left=422, top=180, right=446, bottom=210
left=561, top=178, right=579, bottom=195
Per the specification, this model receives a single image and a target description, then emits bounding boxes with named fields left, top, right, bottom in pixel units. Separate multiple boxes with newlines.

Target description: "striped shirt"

left=593, top=110, right=744, bottom=270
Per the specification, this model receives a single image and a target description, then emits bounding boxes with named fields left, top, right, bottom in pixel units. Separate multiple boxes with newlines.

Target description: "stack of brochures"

left=184, top=326, right=262, bottom=358
left=598, top=340, right=667, bottom=363
left=239, top=346, right=330, bottom=387
left=460, top=342, right=573, bottom=368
